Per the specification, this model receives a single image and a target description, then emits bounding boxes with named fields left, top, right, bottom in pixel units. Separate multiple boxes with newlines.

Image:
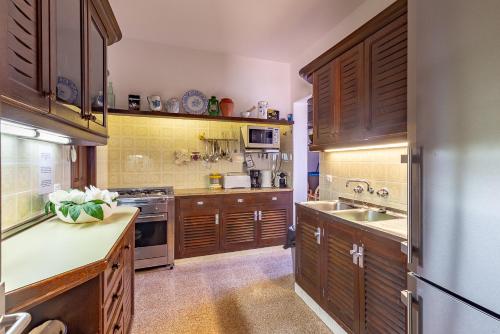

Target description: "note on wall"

left=39, top=146, right=54, bottom=194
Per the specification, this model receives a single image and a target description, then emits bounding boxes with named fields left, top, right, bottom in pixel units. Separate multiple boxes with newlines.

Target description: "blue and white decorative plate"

left=56, top=76, right=79, bottom=104
left=182, top=90, right=208, bottom=114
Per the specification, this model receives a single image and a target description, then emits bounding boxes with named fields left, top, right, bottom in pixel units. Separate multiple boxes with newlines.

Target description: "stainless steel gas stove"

left=111, top=186, right=175, bottom=270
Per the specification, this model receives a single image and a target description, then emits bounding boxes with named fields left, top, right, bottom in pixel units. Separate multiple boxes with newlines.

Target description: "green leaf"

left=90, top=199, right=105, bottom=204
left=59, top=204, right=69, bottom=217
left=82, top=202, right=104, bottom=220
left=44, top=201, right=51, bottom=215
left=50, top=202, right=56, bottom=214
left=69, top=205, right=82, bottom=222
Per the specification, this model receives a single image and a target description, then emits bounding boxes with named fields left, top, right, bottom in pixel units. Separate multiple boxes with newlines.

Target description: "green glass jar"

left=207, top=96, right=220, bottom=116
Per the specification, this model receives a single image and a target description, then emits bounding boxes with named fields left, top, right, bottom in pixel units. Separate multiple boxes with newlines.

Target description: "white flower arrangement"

left=45, top=186, right=119, bottom=223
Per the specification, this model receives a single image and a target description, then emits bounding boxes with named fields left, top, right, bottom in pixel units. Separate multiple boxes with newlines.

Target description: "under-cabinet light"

left=0, top=120, right=71, bottom=144
left=324, top=142, right=408, bottom=152
left=37, top=130, right=71, bottom=144
left=0, top=120, right=37, bottom=138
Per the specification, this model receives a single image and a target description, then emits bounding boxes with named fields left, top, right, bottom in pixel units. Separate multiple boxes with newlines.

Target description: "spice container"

left=209, top=173, right=223, bottom=189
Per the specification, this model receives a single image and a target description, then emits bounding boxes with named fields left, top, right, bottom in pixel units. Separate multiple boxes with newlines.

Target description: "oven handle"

left=137, top=213, right=167, bottom=222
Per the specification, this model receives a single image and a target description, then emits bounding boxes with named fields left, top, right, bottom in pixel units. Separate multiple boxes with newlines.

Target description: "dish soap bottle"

left=207, top=96, right=220, bottom=116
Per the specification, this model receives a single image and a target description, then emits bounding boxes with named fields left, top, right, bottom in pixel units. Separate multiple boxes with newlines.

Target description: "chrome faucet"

left=345, top=179, right=375, bottom=194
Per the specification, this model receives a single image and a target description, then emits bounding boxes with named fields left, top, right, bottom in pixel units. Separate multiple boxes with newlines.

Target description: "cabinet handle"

left=314, top=227, right=321, bottom=244
left=271, top=196, right=277, bottom=201
left=237, top=198, right=244, bottom=203
left=357, top=245, right=364, bottom=268
left=254, top=211, right=258, bottom=221
left=258, top=211, right=262, bottom=220
left=350, top=244, right=359, bottom=265
left=215, top=213, right=219, bottom=225
left=43, top=91, right=56, bottom=101
left=197, top=201, right=204, bottom=205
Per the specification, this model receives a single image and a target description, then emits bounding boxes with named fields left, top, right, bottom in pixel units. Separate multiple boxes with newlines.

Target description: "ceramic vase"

left=220, top=98, right=234, bottom=117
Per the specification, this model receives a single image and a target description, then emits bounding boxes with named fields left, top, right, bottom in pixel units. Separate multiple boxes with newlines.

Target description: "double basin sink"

left=301, top=200, right=403, bottom=223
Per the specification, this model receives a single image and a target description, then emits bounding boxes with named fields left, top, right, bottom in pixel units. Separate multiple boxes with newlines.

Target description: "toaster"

left=223, top=173, right=251, bottom=189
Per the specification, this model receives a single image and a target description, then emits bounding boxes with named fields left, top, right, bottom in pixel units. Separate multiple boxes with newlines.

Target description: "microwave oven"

left=241, top=125, right=280, bottom=149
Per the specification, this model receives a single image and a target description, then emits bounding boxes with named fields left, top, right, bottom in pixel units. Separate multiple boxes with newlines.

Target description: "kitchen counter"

left=174, top=187, right=293, bottom=197
left=296, top=202, right=407, bottom=242
left=2, top=206, right=139, bottom=295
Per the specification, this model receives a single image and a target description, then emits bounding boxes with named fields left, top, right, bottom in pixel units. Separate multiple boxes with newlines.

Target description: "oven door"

left=135, top=213, right=168, bottom=261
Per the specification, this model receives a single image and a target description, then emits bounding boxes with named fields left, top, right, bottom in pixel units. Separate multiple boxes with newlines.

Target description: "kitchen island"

left=3, top=206, right=139, bottom=333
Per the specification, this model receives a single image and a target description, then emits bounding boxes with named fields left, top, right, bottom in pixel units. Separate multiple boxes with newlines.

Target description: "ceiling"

left=109, top=0, right=364, bottom=62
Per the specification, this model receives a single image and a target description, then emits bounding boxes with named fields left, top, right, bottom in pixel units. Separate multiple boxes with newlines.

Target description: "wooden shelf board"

left=108, top=108, right=294, bottom=125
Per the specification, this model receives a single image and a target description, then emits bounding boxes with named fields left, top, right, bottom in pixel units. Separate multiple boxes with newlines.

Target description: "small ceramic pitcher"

left=147, top=95, right=162, bottom=111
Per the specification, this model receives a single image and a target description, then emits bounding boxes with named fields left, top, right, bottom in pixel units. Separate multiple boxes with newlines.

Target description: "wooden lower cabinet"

left=295, top=205, right=406, bottom=334
left=176, top=191, right=292, bottom=258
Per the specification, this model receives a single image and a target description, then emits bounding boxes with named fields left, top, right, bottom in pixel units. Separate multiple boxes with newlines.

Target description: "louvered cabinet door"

left=322, top=221, right=360, bottom=334
left=336, top=42, right=365, bottom=144
left=1, top=0, right=49, bottom=112
left=359, top=231, right=407, bottom=334
left=312, top=62, right=336, bottom=146
left=295, top=208, right=322, bottom=302
left=364, top=14, right=407, bottom=139
left=178, top=208, right=220, bottom=258
left=257, top=207, right=290, bottom=247
left=221, top=208, right=258, bottom=251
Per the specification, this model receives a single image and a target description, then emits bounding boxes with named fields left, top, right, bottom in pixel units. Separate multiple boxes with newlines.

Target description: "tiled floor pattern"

left=132, top=247, right=331, bottom=334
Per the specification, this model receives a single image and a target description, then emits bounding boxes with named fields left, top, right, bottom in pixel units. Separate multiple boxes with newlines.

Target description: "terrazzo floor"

left=132, top=246, right=332, bottom=334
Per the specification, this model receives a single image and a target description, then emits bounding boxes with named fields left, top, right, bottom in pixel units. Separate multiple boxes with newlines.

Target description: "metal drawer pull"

left=215, top=213, right=219, bottom=225
left=314, top=227, right=321, bottom=244
left=272, top=196, right=277, bottom=201
left=350, top=244, right=359, bottom=264
left=254, top=211, right=258, bottom=221
left=357, top=246, right=364, bottom=268
left=237, top=198, right=244, bottom=203
left=197, top=201, right=204, bottom=205
left=258, top=210, right=262, bottom=220
left=0, top=312, right=31, bottom=334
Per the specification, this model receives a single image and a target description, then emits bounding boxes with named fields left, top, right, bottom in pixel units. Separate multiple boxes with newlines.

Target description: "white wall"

left=292, top=98, right=309, bottom=218
left=290, top=0, right=396, bottom=102
left=108, top=38, right=291, bottom=118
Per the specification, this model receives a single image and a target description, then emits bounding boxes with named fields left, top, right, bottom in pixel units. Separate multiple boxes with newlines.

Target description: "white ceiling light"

left=0, top=120, right=37, bottom=138
left=0, top=120, right=71, bottom=144
left=324, top=142, right=408, bottom=152
left=36, top=130, right=71, bottom=145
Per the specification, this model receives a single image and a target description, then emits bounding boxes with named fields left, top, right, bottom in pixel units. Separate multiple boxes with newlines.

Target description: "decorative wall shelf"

left=108, top=109, right=294, bottom=125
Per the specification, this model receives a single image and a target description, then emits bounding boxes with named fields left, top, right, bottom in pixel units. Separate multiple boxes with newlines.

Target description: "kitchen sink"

left=333, top=209, right=400, bottom=222
left=302, top=200, right=357, bottom=211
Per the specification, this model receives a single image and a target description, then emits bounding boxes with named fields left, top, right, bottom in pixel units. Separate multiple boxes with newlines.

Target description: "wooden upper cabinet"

left=312, top=62, right=336, bottom=145
left=359, top=231, right=407, bottom=334
left=364, top=14, right=408, bottom=139
left=303, top=0, right=407, bottom=149
left=1, top=0, right=50, bottom=112
left=0, top=0, right=121, bottom=145
left=322, top=220, right=360, bottom=334
left=295, top=210, right=322, bottom=301
left=336, top=43, right=365, bottom=143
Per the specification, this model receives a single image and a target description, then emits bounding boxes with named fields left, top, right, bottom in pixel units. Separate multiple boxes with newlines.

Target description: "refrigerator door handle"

left=407, top=145, right=422, bottom=265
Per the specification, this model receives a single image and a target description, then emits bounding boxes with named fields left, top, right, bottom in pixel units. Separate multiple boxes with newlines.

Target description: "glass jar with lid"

left=209, top=173, right=223, bottom=189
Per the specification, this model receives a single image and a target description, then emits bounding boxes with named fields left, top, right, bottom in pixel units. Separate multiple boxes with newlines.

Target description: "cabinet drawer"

left=106, top=301, right=124, bottom=334
left=103, top=274, right=124, bottom=332
left=179, top=197, right=219, bottom=210
left=259, top=192, right=291, bottom=205
left=222, top=194, right=257, bottom=206
left=103, top=246, right=124, bottom=301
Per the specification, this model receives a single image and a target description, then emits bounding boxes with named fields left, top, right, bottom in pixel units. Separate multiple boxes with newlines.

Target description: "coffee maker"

left=249, top=170, right=261, bottom=188
left=278, top=172, right=288, bottom=188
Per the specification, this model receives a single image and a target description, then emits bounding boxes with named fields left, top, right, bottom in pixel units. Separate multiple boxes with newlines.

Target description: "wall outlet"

left=326, top=175, right=333, bottom=183
left=53, top=183, right=61, bottom=191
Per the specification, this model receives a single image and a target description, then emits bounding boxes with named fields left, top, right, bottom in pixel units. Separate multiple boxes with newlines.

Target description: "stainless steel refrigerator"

left=403, top=0, right=500, bottom=332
